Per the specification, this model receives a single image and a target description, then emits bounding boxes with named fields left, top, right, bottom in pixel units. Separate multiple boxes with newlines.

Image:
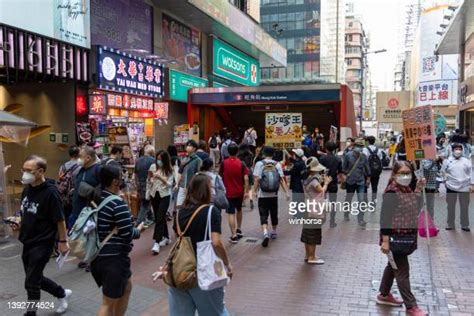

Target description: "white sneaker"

left=56, top=289, right=72, bottom=314
left=151, top=242, right=160, bottom=255
left=159, top=238, right=171, bottom=247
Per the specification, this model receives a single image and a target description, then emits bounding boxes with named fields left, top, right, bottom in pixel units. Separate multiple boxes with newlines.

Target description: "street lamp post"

left=360, top=49, right=387, bottom=135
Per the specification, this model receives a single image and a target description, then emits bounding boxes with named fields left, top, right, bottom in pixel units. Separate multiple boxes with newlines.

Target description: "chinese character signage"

left=212, top=38, right=260, bottom=86
left=162, top=14, right=201, bottom=77
left=91, top=0, right=152, bottom=52
left=402, top=105, right=436, bottom=161
left=376, top=91, right=410, bottom=124
left=265, top=113, right=302, bottom=149
left=97, top=46, right=163, bottom=98
left=89, top=95, right=106, bottom=115
left=416, top=80, right=456, bottom=106
left=155, top=102, right=169, bottom=119
left=169, top=69, right=208, bottom=103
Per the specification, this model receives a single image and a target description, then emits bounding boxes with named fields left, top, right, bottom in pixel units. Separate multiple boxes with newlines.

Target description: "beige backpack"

left=163, top=204, right=209, bottom=289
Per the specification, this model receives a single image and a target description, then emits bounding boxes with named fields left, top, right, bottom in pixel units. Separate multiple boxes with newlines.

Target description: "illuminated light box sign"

left=0, top=24, right=89, bottom=82
left=169, top=69, right=208, bottom=103
left=97, top=46, right=164, bottom=98
left=212, top=38, right=259, bottom=86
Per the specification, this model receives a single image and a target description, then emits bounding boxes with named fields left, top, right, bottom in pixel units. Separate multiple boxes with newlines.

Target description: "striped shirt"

left=97, top=190, right=140, bottom=256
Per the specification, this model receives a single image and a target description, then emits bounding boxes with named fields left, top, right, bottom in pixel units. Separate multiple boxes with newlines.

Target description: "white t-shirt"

left=253, top=158, right=284, bottom=198
left=441, top=156, right=472, bottom=192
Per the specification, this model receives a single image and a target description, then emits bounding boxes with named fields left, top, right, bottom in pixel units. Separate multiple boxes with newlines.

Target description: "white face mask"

left=21, top=172, right=35, bottom=185
left=453, top=150, right=462, bottom=158
left=395, top=175, right=412, bottom=187
left=77, top=158, right=85, bottom=167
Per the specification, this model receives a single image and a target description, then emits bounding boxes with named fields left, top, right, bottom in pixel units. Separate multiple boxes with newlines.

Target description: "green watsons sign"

left=169, top=69, right=208, bottom=103
left=212, top=38, right=260, bottom=86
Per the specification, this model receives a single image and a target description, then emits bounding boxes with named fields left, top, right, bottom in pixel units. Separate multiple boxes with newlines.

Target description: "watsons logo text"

left=222, top=56, right=246, bottom=75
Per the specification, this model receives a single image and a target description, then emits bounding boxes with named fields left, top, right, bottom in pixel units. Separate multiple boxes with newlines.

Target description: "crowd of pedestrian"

left=5, top=124, right=473, bottom=316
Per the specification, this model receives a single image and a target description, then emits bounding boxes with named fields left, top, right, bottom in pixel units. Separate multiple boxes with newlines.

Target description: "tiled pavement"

left=0, top=170, right=473, bottom=315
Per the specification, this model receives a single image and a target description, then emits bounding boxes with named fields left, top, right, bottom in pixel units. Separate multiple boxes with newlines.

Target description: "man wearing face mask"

left=69, top=146, right=101, bottom=229
left=342, top=138, right=371, bottom=226
left=343, top=137, right=355, bottom=156
left=13, top=155, right=72, bottom=315
left=441, top=143, right=473, bottom=231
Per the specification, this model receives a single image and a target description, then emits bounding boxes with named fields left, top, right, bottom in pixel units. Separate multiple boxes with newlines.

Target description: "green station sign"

left=169, top=69, right=208, bottom=103
left=212, top=38, right=260, bottom=86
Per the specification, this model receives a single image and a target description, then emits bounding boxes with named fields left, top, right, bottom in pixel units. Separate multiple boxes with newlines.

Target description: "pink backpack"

left=418, top=210, right=439, bottom=238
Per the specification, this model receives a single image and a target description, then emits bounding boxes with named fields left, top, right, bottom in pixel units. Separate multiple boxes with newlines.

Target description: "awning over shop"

left=149, top=0, right=287, bottom=67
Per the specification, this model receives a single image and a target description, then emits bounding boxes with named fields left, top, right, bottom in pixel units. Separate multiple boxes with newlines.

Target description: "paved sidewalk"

left=0, top=170, right=473, bottom=315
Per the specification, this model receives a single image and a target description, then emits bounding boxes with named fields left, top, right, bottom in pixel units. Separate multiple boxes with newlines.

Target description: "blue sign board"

left=97, top=46, right=164, bottom=98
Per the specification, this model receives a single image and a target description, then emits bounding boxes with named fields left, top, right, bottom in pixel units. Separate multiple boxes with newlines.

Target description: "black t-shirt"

left=174, top=204, right=221, bottom=253
left=320, top=153, right=342, bottom=186
left=19, top=179, right=65, bottom=246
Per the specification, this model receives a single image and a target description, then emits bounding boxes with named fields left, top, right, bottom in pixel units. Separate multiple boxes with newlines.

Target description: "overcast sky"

left=351, top=0, right=407, bottom=91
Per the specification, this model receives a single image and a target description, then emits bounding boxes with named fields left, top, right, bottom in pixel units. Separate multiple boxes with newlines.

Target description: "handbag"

left=418, top=210, right=439, bottom=238
left=163, top=205, right=209, bottom=289
left=389, top=235, right=417, bottom=255
left=213, top=176, right=229, bottom=210
left=197, top=206, right=230, bottom=290
left=340, top=155, right=361, bottom=190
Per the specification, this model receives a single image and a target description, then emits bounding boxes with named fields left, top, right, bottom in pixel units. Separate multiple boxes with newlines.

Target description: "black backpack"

left=368, top=147, right=382, bottom=176
left=209, top=136, right=218, bottom=149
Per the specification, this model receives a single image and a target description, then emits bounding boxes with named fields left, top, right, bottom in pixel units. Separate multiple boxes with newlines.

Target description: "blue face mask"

left=353, top=147, right=362, bottom=154
left=156, top=160, right=163, bottom=168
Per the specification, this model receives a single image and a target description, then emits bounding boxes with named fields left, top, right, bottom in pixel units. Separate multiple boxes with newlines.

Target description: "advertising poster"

left=329, top=125, right=338, bottom=144
left=401, top=105, right=436, bottom=161
left=108, top=126, right=129, bottom=144
left=76, top=122, right=94, bottom=146
left=91, top=0, right=152, bottom=52
left=416, top=80, right=457, bottom=106
left=174, top=124, right=190, bottom=155
left=162, top=14, right=201, bottom=77
left=416, top=5, right=458, bottom=106
left=0, top=0, right=91, bottom=48
left=265, top=113, right=303, bottom=149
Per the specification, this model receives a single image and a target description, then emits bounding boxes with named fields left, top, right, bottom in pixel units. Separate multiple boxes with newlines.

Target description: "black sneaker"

left=229, top=236, right=239, bottom=244
left=85, top=264, right=91, bottom=273
left=462, top=227, right=471, bottom=232
left=236, top=228, right=243, bottom=239
left=250, top=200, right=254, bottom=210
left=358, top=220, right=367, bottom=227
left=77, top=261, right=87, bottom=269
left=446, top=226, right=454, bottom=231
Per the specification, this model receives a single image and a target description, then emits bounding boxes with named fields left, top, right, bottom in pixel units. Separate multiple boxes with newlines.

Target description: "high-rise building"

left=345, top=3, right=370, bottom=120
left=260, top=0, right=345, bottom=84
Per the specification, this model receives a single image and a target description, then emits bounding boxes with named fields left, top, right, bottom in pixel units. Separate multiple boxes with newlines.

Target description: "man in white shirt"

left=441, top=143, right=473, bottom=231
left=244, top=126, right=257, bottom=154
left=253, top=146, right=290, bottom=247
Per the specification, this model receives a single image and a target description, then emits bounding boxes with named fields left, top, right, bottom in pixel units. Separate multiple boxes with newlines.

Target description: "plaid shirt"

left=422, top=160, right=439, bottom=190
